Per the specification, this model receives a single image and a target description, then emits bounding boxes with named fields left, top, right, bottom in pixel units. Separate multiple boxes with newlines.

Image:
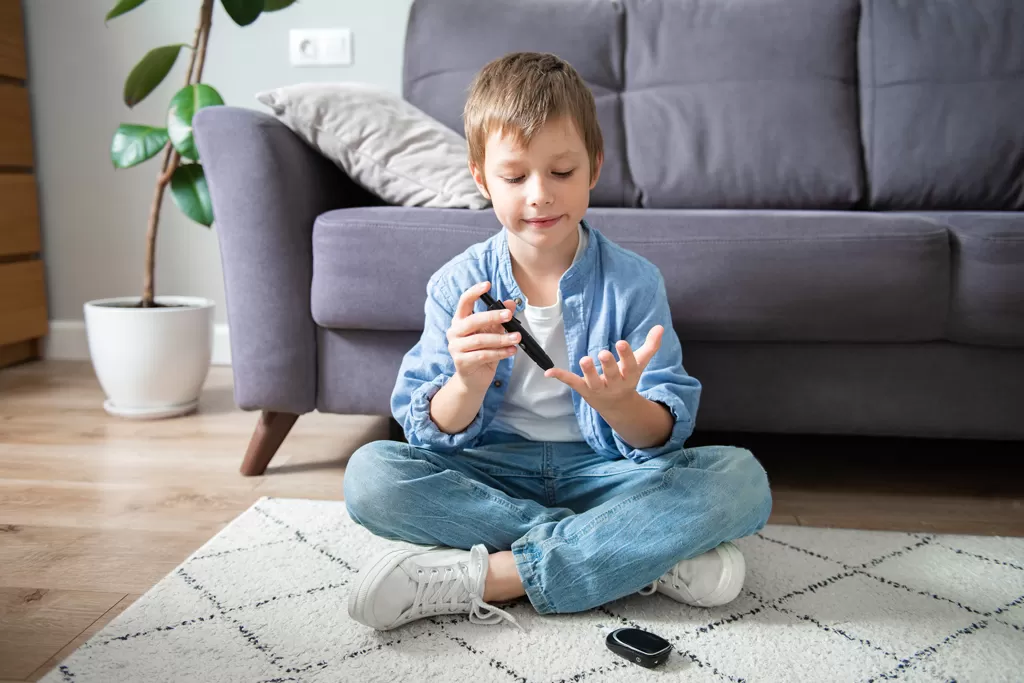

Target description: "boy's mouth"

left=523, top=215, right=562, bottom=229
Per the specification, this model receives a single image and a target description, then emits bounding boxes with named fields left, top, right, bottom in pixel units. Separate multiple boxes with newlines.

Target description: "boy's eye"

left=502, top=169, right=574, bottom=184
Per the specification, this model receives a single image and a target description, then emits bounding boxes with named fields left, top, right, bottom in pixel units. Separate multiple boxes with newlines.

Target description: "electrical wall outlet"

left=289, top=28, right=352, bottom=66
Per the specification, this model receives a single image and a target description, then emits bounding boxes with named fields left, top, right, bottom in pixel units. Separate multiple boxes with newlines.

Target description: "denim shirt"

left=390, top=219, right=702, bottom=464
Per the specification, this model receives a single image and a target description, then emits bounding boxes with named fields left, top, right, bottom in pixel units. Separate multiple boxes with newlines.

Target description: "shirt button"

left=493, top=380, right=503, bottom=388
left=514, top=297, right=523, bottom=306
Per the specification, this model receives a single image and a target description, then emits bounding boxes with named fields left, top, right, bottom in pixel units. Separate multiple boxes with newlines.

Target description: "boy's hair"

left=463, top=52, right=604, bottom=184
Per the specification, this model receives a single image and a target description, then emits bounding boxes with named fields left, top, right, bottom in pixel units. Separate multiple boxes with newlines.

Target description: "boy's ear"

left=469, top=160, right=491, bottom=199
left=589, top=150, right=604, bottom=190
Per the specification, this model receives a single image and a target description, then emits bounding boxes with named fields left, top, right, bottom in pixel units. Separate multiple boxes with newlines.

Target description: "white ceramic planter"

left=83, top=296, right=215, bottom=419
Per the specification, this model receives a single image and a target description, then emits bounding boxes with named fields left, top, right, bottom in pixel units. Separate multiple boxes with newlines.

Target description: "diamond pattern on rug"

left=754, top=524, right=928, bottom=569
left=39, top=497, right=1024, bottom=683
left=236, top=578, right=380, bottom=672
left=731, top=532, right=846, bottom=600
left=440, top=602, right=634, bottom=681
left=681, top=600, right=900, bottom=683
left=181, top=534, right=347, bottom=612
left=51, top=615, right=293, bottom=682
left=868, top=542, right=1024, bottom=614
left=344, top=626, right=527, bottom=682
left=79, top=571, right=220, bottom=648
left=187, top=500, right=298, bottom=559
left=904, top=620, right=1024, bottom=683
left=932, top=534, right=1024, bottom=563
left=780, top=572, right=979, bottom=655
left=999, top=601, right=1024, bottom=631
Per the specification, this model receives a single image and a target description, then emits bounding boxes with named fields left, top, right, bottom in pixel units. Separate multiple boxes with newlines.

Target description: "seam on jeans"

left=555, top=448, right=689, bottom=481
left=561, top=467, right=676, bottom=546
left=448, top=471, right=534, bottom=524
left=469, top=467, right=546, bottom=479
left=544, top=442, right=557, bottom=507
left=554, top=463, right=666, bottom=480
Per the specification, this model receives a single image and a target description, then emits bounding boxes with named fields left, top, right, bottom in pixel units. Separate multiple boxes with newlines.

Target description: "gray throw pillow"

left=256, top=82, right=490, bottom=210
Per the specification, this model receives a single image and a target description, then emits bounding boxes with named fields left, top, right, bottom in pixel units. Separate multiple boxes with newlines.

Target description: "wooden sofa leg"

left=241, top=411, right=299, bottom=476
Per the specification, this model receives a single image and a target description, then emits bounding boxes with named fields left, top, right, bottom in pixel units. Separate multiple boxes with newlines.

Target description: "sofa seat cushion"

left=917, top=213, right=1024, bottom=347
left=312, top=207, right=952, bottom=343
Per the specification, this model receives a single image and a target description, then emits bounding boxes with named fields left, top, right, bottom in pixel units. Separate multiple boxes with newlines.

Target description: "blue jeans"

left=343, top=430, right=772, bottom=615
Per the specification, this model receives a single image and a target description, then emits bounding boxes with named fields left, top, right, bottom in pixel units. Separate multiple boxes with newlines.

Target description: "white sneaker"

left=639, top=542, right=746, bottom=607
left=348, top=543, right=522, bottom=631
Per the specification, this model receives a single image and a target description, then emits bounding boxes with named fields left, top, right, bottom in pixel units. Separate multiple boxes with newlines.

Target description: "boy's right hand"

left=447, top=281, right=519, bottom=393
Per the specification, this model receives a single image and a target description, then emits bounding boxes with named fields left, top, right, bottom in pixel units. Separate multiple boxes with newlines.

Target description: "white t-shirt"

left=490, top=224, right=588, bottom=442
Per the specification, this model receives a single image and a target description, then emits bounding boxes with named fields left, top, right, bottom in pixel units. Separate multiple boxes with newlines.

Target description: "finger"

left=494, top=300, right=517, bottom=334
left=451, top=331, right=520, bottom=353
left=616, top=340, right=640, bottom=379
left=579, top=356, right=604, bottom=391
left=461, top=347, right=517, bottom=365
left=633, top=325, right=665, bottom=369
left=454, top=281, right=490, bottom=320
left=453, top=307, right=512, bottom=338
left=544, top=367, right=588, bottom=394
left=598, top=349, right=623, bottom=386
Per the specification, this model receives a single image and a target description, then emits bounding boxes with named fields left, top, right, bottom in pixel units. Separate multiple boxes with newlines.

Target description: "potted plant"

left=85, top=0, right=295, bottom=419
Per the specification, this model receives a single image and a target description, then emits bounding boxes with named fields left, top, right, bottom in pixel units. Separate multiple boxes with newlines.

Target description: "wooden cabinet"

left=0, top=0, right=47, bottom=368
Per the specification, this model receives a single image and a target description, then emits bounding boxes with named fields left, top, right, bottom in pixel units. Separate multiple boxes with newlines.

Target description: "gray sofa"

left=194, top=0, right=1024, bottom=476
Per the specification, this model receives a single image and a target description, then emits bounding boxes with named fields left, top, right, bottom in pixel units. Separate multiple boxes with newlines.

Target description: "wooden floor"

left=0, top=360, right=1021, bottom=681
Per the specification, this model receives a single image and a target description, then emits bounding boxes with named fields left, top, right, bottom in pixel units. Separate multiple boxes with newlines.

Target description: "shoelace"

left=410, top=545, right=524, bottom=630
left=638, top=562, right=683, bottom=596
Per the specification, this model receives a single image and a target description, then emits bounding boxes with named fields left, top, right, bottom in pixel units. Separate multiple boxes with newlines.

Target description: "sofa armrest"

left=194, top=105, right=379, bottom=413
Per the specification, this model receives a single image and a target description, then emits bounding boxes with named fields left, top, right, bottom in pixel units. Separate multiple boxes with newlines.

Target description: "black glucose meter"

left=605, top=627, right=672, bottom=669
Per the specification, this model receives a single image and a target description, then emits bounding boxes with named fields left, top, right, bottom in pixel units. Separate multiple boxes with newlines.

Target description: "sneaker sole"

left=347, top=546, right=427, bottom=630
left=698, top=542, right=746, bottom=607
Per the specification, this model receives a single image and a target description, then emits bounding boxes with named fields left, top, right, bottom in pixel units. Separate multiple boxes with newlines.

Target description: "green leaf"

left=123, top=44, right=188, bottom=108
left=110, top=124, right=168, bottom=169
left=221, top=0, right=263, bottom=26
left=105, top=0, right=149, bottom=22
left=169, top=164, right=214, bottom=227
left=264, top=0, right=297, bottom=10
left=167, top=84, right=224, bottom=161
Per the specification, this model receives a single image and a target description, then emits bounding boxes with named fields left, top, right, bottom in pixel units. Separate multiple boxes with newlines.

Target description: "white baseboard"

left=44, top=320, right=232, bottom=366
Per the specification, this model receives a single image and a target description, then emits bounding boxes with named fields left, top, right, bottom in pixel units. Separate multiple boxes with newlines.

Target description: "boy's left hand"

left=544, top=325, right=664, bottom=411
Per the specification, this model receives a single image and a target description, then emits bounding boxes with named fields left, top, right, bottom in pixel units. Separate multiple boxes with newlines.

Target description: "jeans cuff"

left=511, top=538, right=554, bottom=615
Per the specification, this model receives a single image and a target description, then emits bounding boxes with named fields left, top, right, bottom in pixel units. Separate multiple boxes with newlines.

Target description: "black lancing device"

left=478, top=291, right=554, bottom=371
left=605, top=627, right=672, bottom=669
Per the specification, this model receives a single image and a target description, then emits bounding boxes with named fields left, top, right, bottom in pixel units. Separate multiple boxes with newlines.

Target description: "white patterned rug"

left=42, top=497, right=1024, bottom=683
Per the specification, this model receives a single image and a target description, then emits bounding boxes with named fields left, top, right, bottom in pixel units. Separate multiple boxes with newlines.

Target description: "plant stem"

left=141, top=0, right=215, bottom=307
left=194, top=2, right=213, bottom=82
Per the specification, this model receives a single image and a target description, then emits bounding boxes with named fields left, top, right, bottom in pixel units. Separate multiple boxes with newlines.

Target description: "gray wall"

left=23, top=0, right=413, bottom=324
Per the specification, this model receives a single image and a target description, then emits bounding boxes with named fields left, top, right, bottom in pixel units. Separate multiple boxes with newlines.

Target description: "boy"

left=344, top=52, right=772, bottom=631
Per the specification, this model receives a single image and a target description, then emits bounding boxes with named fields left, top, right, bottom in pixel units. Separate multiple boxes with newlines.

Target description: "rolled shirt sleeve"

left=390, top=277, right=485, bottom=453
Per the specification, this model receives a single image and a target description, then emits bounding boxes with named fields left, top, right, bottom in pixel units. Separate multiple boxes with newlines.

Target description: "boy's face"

left=470, top=116, right=602, bottom=255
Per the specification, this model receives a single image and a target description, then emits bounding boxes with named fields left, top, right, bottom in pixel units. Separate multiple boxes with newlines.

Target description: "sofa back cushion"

left=402, top=0, right=634, bottom=207
left=621, top=0, right=864, bottom=209
left=860, top=0, right=1024, bottom=210
left=403, top=0, right=865, bottom=209
left=404, top=0, right=1024, bottom=211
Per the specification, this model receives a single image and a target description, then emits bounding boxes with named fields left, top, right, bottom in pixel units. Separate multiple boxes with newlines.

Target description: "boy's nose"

left=527, top=177, right=554, bottom=205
